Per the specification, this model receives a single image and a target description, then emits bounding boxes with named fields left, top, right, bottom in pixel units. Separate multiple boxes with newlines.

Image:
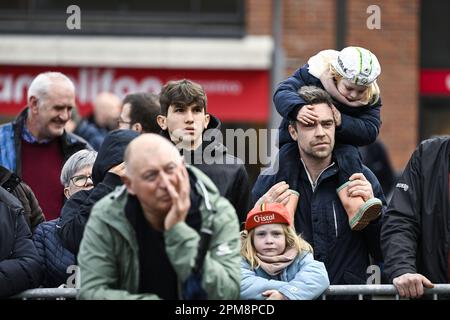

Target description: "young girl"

left=240, top=203, right=329, bottom=300
left=274, top=46, right=383, bottom=230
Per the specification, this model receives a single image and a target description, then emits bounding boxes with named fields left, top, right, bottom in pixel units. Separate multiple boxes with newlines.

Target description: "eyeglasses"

left=70, top=174, right=93, bottom=187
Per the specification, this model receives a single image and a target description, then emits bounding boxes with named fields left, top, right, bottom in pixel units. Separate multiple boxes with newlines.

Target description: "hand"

left=255, top=181, right=291, bottom=207
left=262, top=290, right=287, bottom=300
left=347, top=173, right=374, bottom=202
left=296, top=105, right=319, bottom=125
left=393, top=273, right=434, bottom=298
left=330, top=105, right=342, bottom=127
left=109, top=162, right=126, bottom=178
left=163, top=165, right=191, bottom=231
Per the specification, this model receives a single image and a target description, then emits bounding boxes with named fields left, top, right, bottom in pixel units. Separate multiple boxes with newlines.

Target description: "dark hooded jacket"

left=381, top=136, right=450, bottom=283
left=0, top=165, right=45, bottom=232
left=57, top=130, right=139, bottom=255
left=165, top=115, right=251, bottom=223
left=0, top=186, right=43, bottom=298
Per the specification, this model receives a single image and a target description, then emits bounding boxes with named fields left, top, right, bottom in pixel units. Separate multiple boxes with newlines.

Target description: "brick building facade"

left=247, top=0, right=420, bottom=171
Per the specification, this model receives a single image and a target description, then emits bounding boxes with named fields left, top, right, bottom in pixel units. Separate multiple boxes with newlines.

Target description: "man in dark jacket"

left=0, top=72, right=90, bottom=220
left=253, top=86, right=385, bottom=288
left=118, top=92, right=161, bottom=134
left=381, top=136, right=450, bottom=298
left=0, top=186, right=42, bottom=298
left=157, top=79, right=251, bottom=223
left=0, top=165, right=45, bottom=232
left=57, top=129, right=139, bottom=255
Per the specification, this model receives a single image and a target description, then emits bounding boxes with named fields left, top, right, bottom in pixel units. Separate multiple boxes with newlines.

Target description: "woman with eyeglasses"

left=61, top=151, right=97, bottom=199
left=32, top=150, right=97, bottom=288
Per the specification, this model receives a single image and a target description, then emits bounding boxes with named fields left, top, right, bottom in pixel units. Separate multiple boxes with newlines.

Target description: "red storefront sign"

left=420, top=69, right=450, bottom=96
left=0, top=66, right=269, bottom=122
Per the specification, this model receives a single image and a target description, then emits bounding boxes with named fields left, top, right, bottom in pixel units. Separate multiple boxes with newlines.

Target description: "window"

left=0, top=0, right=245, bottom=37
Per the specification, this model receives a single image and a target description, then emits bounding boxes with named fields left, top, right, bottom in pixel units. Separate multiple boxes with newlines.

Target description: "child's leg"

left=334, top=144, right=382, bottom=231
left=333, top=144, right=362, bottom=185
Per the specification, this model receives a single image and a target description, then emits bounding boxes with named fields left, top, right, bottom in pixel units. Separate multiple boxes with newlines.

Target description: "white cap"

left=332, top=47, right=381, bottom=85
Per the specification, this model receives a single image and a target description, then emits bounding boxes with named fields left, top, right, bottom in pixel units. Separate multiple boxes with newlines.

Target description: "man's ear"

left=204, top=113, right=210, bottom=129
left=133, top=122, right=143, bottom=133
left=122, top=175, right=135, bottom=195
left=157, top=115, right=167, bottom=130
left=288, top=123, right=298, bottom=141
left=29, top=96, right=39, bottom=114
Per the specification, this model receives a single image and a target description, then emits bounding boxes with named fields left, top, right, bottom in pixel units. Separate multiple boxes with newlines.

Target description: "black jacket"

left=0, top=165, right=45, bottom=232
left=0, top=186, right=43, bottom=298
left=381, top=136, right=450, bottom=283
left=58, top=129, right=139, bottom=255
left=253, top=142, right=385, bottom=286
left=176, top=115, right=251, bottom=224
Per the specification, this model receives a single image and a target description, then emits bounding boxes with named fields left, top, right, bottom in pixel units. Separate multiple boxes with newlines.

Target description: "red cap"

left=245, top=203, right=291, bottom=231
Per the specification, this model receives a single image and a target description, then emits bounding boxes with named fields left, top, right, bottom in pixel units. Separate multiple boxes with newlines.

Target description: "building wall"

left=347, top=0, right=419, bottom=171
left=247, top=0, right=420, bottom=171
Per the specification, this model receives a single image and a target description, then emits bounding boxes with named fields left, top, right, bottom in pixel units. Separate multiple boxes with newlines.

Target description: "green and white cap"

left=332, top=46, right=381, bottom=86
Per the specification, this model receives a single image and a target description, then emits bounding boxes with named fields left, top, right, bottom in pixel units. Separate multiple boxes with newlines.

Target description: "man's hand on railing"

left=393, top=273, right=434, bottom=298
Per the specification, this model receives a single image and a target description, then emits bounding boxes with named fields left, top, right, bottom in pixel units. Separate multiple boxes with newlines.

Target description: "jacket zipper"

left=332, top=202, right=338, bottom=238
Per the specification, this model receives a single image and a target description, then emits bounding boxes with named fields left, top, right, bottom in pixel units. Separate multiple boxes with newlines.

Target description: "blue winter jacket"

left=273, top=64, right=382, bottom=147
left=0, top=108, right=90, bottom=175
left=240, top=251, right=329, bottom=300
left=252, top=143, right=385, bottom=286
left=33, top=219, right=75, bottom=287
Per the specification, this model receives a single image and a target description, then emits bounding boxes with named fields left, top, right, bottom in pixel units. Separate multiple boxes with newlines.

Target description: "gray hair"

left=60, top=150, right=98, bottom=187
left=27, top=72, right=76, bottom=101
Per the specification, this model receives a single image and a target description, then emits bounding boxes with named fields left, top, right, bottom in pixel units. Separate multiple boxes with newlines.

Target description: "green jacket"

left=77, top=166, right=241, bottom=300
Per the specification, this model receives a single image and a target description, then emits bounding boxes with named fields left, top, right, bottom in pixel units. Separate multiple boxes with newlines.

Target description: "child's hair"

left=240, top=225, right=313, bottom=270
left=159, top=79, right=207, bottom=116
left=330, top=64, right=380, bottom=105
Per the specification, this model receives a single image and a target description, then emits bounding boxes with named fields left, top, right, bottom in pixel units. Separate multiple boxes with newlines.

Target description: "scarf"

left=256, top=247, right=298, bottom=276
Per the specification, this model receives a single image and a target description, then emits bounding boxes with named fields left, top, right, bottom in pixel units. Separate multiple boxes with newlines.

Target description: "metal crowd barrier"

left=322, top=284, right=450, bottom=300
left=13, top=288, right=78, bottom=299
left=12, top=284, right=450, bottom=300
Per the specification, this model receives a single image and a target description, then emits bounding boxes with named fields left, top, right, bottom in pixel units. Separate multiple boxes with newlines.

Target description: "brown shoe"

left=337, top=181, right=382, bottom=231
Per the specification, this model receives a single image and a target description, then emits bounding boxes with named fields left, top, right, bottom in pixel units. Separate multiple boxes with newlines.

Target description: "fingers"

left=264, top=181, right=290, bottom=203
left=421, top=275, right=434, bottom=288
left=349, top=173, right=368, bottom=182
left=176, top=166, right=190, bottom=212
left=297, top=106, right=319, bottom=124
left=393, top=277, right=406, bottom=297
left=262, top=290, right=275, bottom=296
left=347, top=173, right=373, bottom=201
left=393, top=273, right=432, bottom=299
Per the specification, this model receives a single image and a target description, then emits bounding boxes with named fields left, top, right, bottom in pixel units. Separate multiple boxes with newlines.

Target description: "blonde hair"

left=330, top=64, right=380, bottom=106
left=240, top=224, right=313, bottom=270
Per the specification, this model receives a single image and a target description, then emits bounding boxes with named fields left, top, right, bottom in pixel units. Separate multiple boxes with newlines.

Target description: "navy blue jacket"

left=33, top=219, right=75, bottom=287
left=58, top=130, right=139, bottom=255
left=0, top=186, right=42, bottom=298
left=252, top=143, right=385, bottom=285
left=273, top=64, right=382, bottom=147
left=74, top=119, right=105, bottom=151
